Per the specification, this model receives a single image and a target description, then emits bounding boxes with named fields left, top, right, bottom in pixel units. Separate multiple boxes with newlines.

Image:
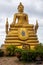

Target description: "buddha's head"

left=18, top=2, right=24, bottom=12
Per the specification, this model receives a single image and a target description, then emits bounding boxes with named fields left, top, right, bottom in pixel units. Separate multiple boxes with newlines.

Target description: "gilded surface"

left=12, top=2, right=28, bottom=25
left=18, top=28, right=28, bottom=40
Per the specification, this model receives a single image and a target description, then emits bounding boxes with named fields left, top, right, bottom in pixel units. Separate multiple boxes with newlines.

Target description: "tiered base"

left=3, top=24, right=39, bottom=49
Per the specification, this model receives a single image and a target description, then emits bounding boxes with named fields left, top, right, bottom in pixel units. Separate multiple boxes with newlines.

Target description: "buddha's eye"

left=21, top=31, right=25, bottom=36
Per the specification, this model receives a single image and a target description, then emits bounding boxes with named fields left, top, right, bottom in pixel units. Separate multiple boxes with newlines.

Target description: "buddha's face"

left=18, top=6, right=24, bottom=12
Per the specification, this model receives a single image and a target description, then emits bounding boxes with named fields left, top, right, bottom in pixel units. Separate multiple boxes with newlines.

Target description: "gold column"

left=35, top=20, right=39, bottom=33
left=6, top=18, right=9, bottom=35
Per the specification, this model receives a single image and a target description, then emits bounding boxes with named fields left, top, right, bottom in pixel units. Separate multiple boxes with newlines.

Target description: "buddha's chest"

left=17, top=14, right=26, bottom=19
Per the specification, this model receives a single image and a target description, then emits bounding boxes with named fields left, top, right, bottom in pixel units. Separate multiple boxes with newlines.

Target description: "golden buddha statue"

left=2, top=2, right=39, bottom=50
left=13, top=2, right=28, bottom=24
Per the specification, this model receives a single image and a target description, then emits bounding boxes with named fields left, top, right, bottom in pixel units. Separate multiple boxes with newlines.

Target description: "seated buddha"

left=13, top=2, right=28, bottom=24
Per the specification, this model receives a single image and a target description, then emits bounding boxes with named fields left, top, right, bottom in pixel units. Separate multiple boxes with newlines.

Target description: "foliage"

left=35, top=44, right=43, bottom=52
left=0, top=49, right=4, bottom=57
left=6, top=45, right=16, bottom=56
left=21, top=50, right=36, bottom=62
left=6, top=44, right=43, bottom=61
left=15, top=48, right=23, bottom=54
left=21, top=50, right=29, bottom=61
left=15, top=44, right=43, bottom=62
left=35, top=44, right=43, bottom=60
left=15, top=48, right=23, bottom=60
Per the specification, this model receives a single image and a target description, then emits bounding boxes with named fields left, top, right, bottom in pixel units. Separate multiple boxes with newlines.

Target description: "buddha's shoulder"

left=13, top=13, right=20, bottom=16
left=14, top=13, right=28, bottom=16
left=23, top=13, right=28, bottom=16
left=14, top=13, right=18, bottom=16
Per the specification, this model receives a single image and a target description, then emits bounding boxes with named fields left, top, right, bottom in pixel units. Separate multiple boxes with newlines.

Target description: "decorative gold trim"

left=18, top=28, right=28, bottom=40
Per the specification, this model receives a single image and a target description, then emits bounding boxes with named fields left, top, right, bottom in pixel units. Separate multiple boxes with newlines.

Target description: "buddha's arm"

left=13, top=14, right=17, bottom=24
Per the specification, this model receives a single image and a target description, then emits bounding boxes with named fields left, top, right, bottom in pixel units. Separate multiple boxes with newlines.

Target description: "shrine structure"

left=2, top=3, right=39, bottom=49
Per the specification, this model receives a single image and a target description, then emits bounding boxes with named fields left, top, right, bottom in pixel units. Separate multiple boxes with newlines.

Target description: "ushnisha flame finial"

left=18, top=2, right=24, bottom=9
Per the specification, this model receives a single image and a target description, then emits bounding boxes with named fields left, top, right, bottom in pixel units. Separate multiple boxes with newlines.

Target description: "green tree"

left=35, top=43, right=43, bottom=60
left=6, top=45, right=16, bottom=56
left=35, top=43, right=43, bottom=52
left=0, top=49, right=4, bottom=57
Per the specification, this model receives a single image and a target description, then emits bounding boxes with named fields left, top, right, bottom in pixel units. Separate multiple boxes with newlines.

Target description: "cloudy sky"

left=0, top=0, right=43, bottom=46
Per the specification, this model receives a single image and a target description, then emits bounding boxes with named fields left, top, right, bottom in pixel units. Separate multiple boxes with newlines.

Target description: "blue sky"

left=0, top=0, right=43, bottom=46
